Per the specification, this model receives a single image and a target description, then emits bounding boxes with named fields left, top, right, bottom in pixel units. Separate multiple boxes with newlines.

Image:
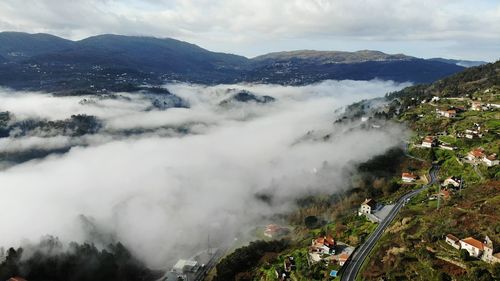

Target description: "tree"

left=459, top=249, right=470, bottom=261
left=469, top=266, right=493, bottom=281
left=304, top=216, right=319, bottom=229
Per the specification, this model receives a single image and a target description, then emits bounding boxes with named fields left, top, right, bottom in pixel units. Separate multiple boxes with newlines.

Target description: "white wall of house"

left=459, top=241, right=482, bottom=257
left=359, top=204, right=371, bottom=214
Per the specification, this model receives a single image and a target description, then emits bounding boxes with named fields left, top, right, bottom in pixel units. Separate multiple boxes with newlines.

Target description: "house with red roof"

left=421, top=136, right=437, bottom=148
left=466, top=148, right=485, bottom=161
left=338, top=252, right=350, bottom=266
left=310, top=235, right=336, bottom=255
left=460, top=237, right=485, bottom=258
left=401, top=172, right=417, bottom=183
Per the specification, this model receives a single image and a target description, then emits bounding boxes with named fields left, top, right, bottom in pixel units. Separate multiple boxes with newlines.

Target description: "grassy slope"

left=359, top=62, right=500, bottom=281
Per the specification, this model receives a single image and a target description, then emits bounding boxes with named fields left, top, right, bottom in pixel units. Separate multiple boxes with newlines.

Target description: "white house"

left=460, top=237, right=484, bottom=258
left=310, top=235, right=336, bottom=255
left=482, top=236, right=500, bottom=264
left=483, top=154, right=499, bottom=167
left=466, top=148, right=485, bottom=161
left=421, top=136, right=436, bottom=148
left=173, top=259, right=198, bottom=274
left=401, top=172, right=417, bottom=183
left=443, top=177, right=461, bottom=188
left=437, top=109, right=456, bottom=118
left=359, top=198, right=377, bottom=215
left=445, top=234, right=461, bottom=250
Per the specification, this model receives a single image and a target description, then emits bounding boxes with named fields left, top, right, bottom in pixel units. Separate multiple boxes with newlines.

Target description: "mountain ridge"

left=0, top=31, right=480, bottom=91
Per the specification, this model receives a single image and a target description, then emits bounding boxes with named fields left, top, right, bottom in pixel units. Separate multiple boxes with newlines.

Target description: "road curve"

left=340, top=164, right=439, bottom=281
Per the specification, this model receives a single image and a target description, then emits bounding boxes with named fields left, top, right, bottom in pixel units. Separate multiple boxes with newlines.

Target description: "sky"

left=0, top=0, right=498, bottom=61
left=0, top=80, right=409, bottom=267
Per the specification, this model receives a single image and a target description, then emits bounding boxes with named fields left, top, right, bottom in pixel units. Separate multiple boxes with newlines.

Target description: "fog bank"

left=0, top=80, right=409, bottom=267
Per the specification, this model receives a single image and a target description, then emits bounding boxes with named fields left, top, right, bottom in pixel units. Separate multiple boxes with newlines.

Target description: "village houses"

left=442, top=176, right=461, bottom=188
left=483, top=154, right=499, bottom=167
left=437, top=108, right=456, bottom=118
left=401, top=172, right=417, bottom=183
left=421, top=136, right=437, bottom=148
left=466, top=148, right=499, bottom=167
left=310, top=235, right=336, bottom=255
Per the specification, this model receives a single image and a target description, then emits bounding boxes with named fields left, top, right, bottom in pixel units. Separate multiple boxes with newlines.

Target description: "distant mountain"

left=245, top=51, right=465, bottom=84
left=0, top=32, right=472, bottom=92
left=0, top=32, right=74, bottom=60
left=428, top=58, right=488, bottom=68
left=253, top=50, right=413, bottom=64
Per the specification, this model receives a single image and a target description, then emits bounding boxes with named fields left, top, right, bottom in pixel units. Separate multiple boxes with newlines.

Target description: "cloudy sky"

left=0, top=1, right=499, bottom=61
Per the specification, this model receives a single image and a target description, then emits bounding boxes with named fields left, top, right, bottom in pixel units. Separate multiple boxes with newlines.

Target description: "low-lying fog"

left=0, top=80, right=409, bottom=268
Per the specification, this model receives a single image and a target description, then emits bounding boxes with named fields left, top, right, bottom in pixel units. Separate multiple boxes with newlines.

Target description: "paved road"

left=340, top=164, right=439, bottom=281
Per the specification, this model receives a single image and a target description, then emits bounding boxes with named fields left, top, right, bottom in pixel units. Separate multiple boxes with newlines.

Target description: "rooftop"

left=461, top=237, right=484, bottom=250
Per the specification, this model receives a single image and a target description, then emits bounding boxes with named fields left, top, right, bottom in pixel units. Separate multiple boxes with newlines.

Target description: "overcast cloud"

left=0, top=80, right=409, bottom=268
left=0, top=0, right=498, bottom=61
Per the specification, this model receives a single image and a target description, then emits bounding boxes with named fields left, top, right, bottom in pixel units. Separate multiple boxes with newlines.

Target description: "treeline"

left=0, top=237, right=161, bottom=281
left=386, top=60, right=500, bottom=101
left=214, top=239, right=290, bottom=281
left=0, top=112, right=102, bottom=138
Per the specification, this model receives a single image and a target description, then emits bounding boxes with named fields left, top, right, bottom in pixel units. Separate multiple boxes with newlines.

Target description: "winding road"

left=340, top=164, right=439, bottom=281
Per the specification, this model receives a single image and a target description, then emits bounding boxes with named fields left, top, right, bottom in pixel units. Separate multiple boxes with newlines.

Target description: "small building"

left=401, top=172, right=417, bottom=183
left=466, top=148, right=485, bottom=161
left=460, top=237, right=484, bottom=258
left=359, top=198, right=377, bottom=215
left=310, top=235, right=336, bottom=255
left=437, top=109, right=456, bottom=118
left=421, top=136, right=437, bottom=148
left=464, top=129, right=483, bottom=139
left=445, top=234, right=461, bottom=250
left=338, top=252, right=350, bottom=266
left=481, top=236, right=500, bottom=264
left=471, top=101, right=482, bottom=111
left=173, top=259, right=198, bottom=274
left=443, top=177, right=461, bottom=188
left=483, top=154, right=499, bottom=167
left=264, top=224, right=289, bottom=238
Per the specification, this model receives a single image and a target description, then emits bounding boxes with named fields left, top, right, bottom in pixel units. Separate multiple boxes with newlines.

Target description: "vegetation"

left=214, top=239, right=289, bottom=281
left=0, top=237, right=160, bottom=281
